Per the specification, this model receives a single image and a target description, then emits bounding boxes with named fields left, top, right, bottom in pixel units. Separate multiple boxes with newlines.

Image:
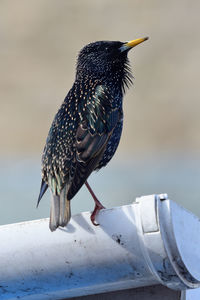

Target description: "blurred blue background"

left=1, top=0, right=200, bottom=225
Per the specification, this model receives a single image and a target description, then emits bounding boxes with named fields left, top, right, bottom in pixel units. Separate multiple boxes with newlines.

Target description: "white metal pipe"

left=0, top=194, right=200, bottom=299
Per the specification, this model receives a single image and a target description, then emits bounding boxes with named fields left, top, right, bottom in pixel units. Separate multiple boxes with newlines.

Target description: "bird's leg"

left=85, top=180, right=105, bottom=226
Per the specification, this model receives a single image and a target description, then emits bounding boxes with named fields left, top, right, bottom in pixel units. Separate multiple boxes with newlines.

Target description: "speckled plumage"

left=38, top=38, right=148, bottom=231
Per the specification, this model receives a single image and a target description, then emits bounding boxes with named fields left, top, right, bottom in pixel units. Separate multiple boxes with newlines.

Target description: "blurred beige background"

left=0, top=0, right=200, bottom=224
left=1, top=0, right=200, bottom=156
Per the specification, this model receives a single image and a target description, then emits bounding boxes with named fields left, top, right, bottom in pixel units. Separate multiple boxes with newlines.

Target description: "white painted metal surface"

left=0, top=194, right=200, bottom=299
left=184, top=288, right=200, bottom=300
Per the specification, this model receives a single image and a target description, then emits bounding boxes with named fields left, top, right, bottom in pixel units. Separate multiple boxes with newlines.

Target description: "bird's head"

left=76, top=37, right=148, bottom=91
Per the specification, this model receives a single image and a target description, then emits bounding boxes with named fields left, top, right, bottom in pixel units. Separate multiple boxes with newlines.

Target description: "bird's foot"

left=85, top=180, right=105, bottom=226
left=90, top=201, right=105, bottom=226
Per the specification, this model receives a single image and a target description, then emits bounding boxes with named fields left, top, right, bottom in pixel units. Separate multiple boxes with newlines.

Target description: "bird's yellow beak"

left=125, top=37, right=149, bottom=48
left=120, top=37, right=149, bottom=52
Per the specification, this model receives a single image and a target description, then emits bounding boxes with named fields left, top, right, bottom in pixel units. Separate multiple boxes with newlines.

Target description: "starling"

left=38, top=37, right=148, bottom=231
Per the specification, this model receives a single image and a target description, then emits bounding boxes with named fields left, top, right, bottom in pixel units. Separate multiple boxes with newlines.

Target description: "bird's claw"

left=90, top=203, right=105, bottom=226
left=91, top=218, right=99, bottom=226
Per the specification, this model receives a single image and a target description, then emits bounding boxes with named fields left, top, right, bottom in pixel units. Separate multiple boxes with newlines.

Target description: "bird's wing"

left=38, top=90, right=78, bottom=204
left=37, top=179, right=48, bottom=207
left=38, top=84, right=119, bottom=204
left=67, top=84, right=120, bottom=200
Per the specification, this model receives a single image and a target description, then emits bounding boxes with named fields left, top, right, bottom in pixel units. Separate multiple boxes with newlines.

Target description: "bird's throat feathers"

left=76, top=62, right=132, bottom=95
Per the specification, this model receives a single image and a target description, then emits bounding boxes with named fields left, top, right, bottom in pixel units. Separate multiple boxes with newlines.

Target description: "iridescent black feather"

left=38, top=40, right=134, bottom=231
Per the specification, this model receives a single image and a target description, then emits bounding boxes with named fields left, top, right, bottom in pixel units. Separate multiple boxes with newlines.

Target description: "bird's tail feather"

left=49, top=185, right=71, bottom=232
left=59, top=186, right=71, bottom=226
left=49, top=195, right=60, bottom=231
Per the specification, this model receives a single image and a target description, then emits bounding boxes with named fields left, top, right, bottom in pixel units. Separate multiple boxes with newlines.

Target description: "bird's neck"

left=76, top=61, right=132, bottom=100
left=75, top=72, right=124, bottom=98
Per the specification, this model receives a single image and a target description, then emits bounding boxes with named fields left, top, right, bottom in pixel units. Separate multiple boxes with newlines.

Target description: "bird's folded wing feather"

left=67, top=85, right=119, bottom=200
left=40, top=84, right=120, bottom=202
